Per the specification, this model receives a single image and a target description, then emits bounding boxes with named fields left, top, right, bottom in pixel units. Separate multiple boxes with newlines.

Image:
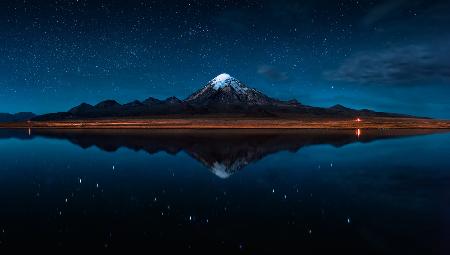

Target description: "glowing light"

left=356, top=128, right=361, bottom=138
left=356, top=118, right=362, bottom=122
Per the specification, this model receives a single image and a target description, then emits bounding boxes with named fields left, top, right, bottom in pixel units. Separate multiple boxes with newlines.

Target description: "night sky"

left=1, top=0, right=450, bottom=118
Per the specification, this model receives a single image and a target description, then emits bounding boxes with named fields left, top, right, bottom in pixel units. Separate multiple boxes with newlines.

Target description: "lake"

left=0, top=128, right=449, bottom=253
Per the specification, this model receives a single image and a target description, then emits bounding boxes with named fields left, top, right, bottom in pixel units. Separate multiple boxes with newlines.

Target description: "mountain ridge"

left=32, top=73, right=416, bottom=121
left=0, top=112, right=36, bottom=123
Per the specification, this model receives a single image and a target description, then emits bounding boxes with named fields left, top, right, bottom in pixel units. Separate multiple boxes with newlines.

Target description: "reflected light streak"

left=356, top=128, right=361, bottom=138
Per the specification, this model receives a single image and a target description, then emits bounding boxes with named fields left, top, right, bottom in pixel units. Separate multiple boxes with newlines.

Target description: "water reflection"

left=0, top=128, right=450, bottom=252
left=0, top=128, right=443, bottom=178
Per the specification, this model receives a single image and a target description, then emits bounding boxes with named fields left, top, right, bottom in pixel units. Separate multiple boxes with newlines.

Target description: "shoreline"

left=1, top=117, right=450, bottom=129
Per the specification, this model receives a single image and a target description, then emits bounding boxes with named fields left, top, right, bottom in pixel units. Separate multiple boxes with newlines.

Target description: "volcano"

left=186, top=73, right=277, bottom=106
left=32, top=73, right=414, bottom=121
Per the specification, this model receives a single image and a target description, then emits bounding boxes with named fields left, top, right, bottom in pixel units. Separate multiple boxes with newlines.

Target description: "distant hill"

left=33, top=73, right=415, bottom=121
left=0, top=112, right=36, bottom=123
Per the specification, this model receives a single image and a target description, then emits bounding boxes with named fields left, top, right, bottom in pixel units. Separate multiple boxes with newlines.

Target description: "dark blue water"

left=0, top=128, right=449, bottom=253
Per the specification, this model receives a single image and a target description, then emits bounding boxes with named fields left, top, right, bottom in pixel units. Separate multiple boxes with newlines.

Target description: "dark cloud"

left=257, top=65, right=291, bottom=83
left=326, top=44, right=450, bottom=85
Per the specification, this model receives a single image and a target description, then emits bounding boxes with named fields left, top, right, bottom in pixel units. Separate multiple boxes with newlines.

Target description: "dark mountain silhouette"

left=0, top=112, right=36, bottom=123
left=32, top=73, right=414, bottom=121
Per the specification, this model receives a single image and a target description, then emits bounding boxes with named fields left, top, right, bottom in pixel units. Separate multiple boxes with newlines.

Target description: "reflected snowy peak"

left=0, top=129, right=437, bottom=178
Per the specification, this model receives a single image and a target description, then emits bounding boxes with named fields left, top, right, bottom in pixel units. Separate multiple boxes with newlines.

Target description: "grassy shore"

left=1, top=117, right=450, bottom=129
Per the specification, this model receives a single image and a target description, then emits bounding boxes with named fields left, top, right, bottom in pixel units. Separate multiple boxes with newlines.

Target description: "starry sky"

left=1, top=0, right=450, bottom=118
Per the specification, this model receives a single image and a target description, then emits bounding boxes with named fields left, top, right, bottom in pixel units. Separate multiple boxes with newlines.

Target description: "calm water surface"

left=0, top=128, right=449, bottom=253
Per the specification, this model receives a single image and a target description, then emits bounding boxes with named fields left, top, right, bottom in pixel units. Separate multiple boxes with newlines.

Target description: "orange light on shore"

left=356, top=118, right=362, bottom=122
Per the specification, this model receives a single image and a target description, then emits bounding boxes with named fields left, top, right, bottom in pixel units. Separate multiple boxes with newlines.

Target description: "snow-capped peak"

left=212, top=73, right=231, bottom=83
left=211, top=73, right=233, bottom=89
left=210, top=73, right=248, bottom=93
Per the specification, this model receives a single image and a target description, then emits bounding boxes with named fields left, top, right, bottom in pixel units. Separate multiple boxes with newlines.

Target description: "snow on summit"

left=211, top=73, right=233, bottom=89
left=212, top=73, right=231, bottom=84
left=210, top=73, right=248, bottom=93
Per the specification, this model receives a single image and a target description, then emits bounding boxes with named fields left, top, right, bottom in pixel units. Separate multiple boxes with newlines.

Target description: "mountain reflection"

left=0, top=128, right=441, bottom=178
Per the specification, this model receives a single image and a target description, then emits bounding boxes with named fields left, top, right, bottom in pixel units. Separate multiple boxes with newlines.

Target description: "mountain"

left=186, top=73, right=277, bottom=106
left=0, top=112, right=36, bottom=123
left=32, top=73, right=414, bottom=121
